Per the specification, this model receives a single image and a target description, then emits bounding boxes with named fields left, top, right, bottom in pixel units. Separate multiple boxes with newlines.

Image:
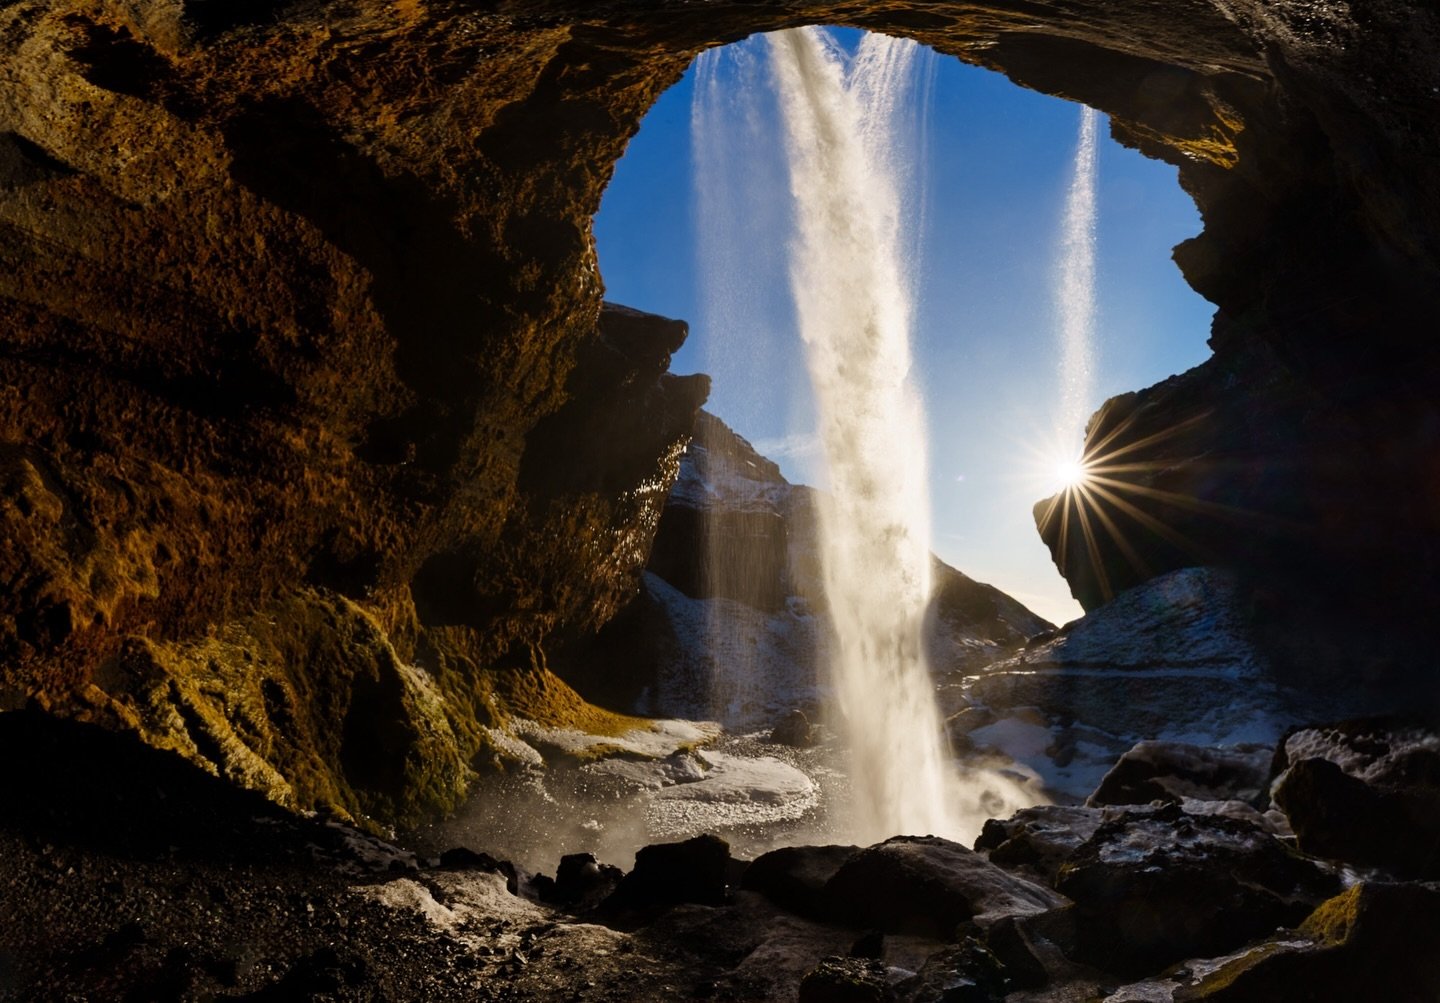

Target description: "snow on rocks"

left=942, top=567, right=1340, bottom=803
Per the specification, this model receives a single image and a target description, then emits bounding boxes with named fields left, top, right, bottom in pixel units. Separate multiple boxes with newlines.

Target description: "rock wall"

left=2, top=0, right=1437, bottom=822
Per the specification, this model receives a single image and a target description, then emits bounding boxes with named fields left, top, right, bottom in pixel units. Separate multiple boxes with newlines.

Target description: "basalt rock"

left=2, top=0, right=1439, bottom=823
left=1053, top=804, right=1338, bottom=977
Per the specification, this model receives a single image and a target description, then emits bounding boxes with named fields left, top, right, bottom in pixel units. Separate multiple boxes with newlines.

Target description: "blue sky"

left=594, top=30, right=1214, bottom=626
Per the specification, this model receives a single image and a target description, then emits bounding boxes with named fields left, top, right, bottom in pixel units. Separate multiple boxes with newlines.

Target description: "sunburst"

left=1033, top=405, right=1291, bottom=606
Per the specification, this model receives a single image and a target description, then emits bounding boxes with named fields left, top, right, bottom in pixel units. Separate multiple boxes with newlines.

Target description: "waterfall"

left=765, top=28, right=963, bottom=843
left=1057, top=106, right=1099, bottom=452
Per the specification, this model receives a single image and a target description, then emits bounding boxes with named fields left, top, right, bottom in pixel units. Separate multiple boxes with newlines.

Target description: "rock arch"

left=1, top=1, right=1436, bottom=822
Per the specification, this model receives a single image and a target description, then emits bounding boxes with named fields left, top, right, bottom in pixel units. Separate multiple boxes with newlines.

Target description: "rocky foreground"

left=3, top=708, right=1437, bottom=1002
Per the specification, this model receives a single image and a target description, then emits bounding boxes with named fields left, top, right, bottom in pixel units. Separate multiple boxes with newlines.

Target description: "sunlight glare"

left=1055, top=457, right=1088, bottom=489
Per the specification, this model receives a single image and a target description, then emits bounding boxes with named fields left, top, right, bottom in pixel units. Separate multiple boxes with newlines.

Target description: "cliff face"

left=564, top=411, right=1052, bottom=729
left=2, top=0, right=1437, bottom=821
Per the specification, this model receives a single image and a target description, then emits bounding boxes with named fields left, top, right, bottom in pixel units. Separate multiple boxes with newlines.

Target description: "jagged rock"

left=1054, top=804, right=1338, bottom=977
left=824, top=836, right=1067, bottom=937
left=742, top=844, right=862, bottom=919
left=1089, top=740, right=1273, bottom=808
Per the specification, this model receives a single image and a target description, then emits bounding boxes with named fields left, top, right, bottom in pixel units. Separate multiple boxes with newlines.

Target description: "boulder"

left=770, top=708, right=818, bottom=748
left=824, top=836, right=1067, bottom=937
left=1089, top=740, right=1273, bottom=808
left=742, top=844, right=861, bottom=919
left=1272, top=720, right=1440, bottom=878
left=603, top=833, right=731, bottom=914
left=1054, top=804, right=1338, bottom=977
left=975, top=805, right=1108, bottom=884
left=435, top=847, right=519, bottom=894
left=531, top=852, right=624, bottom=911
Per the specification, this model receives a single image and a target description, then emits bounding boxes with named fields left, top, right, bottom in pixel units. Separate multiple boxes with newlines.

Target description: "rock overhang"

left=2, top=0, right=1438, bottom=822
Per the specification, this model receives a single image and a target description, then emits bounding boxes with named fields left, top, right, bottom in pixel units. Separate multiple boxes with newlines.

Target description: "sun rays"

left=1033, top=403, right=1291, bottom=606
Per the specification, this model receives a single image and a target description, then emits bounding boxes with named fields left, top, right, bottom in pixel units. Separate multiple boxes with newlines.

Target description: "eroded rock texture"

left=2, top=0, right=1437, bottom=821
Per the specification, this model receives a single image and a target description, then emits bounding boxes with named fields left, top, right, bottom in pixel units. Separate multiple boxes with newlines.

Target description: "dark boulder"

left=896, top=940, right=1007, bottom=1003
left=1272, top=720, right=1440, bottom=878
left=531, top=852, right=624, bottom=911
left=603, top=833, right=731, bottom=914
left=975, top=805, right=1107, bottom=884
left=435, top=847, right=518, bottom=894
left=1054, top=804, right=1338, bottom=977
left=742, top=844, right=861, bottom=919
left=824, top=836, right=1066, bottom=938
left=1089, top=740, right=1273, bottom=808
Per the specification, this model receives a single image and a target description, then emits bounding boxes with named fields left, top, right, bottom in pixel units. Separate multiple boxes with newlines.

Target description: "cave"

left=2, top=1, right=1439, bottom=998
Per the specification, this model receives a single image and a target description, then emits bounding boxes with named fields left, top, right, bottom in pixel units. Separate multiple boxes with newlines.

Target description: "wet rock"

left=896, top=939, right=1007, bottom=1003
left=798, top=957, right=894, bottom=1003
left=603, top=833, right=731, bottom=914
left=771, top=708, right=818, bottom=748
left=824, top=836, right=1067, bottom=937
left=975, top=805, right=1107, bottom=883
left=1054, top=804, right=1339, bottom=977
left=743, top=844, right=860, bottom=919
left=1089, top=741, right=1273, bottom=808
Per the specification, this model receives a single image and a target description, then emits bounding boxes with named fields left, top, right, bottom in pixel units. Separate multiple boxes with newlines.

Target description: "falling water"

left=1057, top=106, right=1100, bottom=451
left=765, top=28, right=964, bottom=843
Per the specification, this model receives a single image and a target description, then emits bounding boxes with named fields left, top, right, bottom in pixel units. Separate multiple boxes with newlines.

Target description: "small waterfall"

left=766, top=28, right=963, bottom=843
left=1056, top=106, right=1100, bottom=452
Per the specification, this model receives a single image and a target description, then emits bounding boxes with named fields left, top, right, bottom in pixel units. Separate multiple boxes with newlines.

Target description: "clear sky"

left=593, top=29, right=1214, bottom=627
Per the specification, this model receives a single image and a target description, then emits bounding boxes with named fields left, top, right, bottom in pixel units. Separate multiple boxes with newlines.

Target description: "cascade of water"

left=1057, top=106, right=1100, bottom=452
left=765, top=27, right=964, bottom=843
left=689, top=43, right=796, bottom=725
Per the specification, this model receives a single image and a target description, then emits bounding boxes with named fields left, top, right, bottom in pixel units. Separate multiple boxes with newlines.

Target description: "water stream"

left=765, top=28, right=966, bottom=843
left=1057, top=105, right=1100, bottom=454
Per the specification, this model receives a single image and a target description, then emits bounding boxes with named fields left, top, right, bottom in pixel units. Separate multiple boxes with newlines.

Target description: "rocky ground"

left=4, top=705, right=1438, bottom=1001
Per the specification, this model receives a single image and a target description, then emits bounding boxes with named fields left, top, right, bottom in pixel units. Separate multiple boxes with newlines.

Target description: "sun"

left=1054, top=457, right=1089, bottom=490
